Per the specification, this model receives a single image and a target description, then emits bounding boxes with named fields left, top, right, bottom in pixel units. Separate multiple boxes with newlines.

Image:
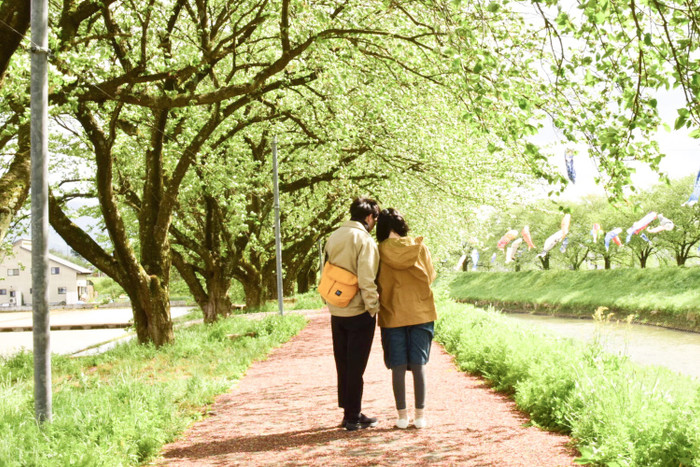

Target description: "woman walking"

left=376, top=208, right=437, bottom=429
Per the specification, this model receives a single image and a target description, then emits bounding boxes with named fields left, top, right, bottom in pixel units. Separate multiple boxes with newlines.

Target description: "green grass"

left=92, top=276, right=195, bottom=304
left=235, top=290, right=325, bottom=314
left=435, top=301, right=700, bottom=466
left=449, top=268, right=700, bottom=331
left=288, top=291, right=325, bottom=310
left=0, top=313, right=306, bottom=466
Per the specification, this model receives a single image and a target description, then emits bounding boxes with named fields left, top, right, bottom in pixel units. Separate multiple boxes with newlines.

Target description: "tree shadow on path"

left=162, top=426, right=400, bottom=459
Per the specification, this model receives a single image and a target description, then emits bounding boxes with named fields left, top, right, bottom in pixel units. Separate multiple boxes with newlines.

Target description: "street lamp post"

left=30, top=0, right=52, bottom=423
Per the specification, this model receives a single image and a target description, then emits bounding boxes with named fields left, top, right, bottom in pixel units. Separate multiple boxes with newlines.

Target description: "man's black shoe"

left=344, top=413, right=378, bottom=431
left=345, top=421, right=365, bottom=431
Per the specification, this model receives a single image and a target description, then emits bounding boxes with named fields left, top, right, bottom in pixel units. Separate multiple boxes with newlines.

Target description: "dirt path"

left=155, top=310, right=578, bottom=466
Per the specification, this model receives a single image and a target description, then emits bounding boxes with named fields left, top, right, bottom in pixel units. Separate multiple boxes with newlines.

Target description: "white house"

left=0, top=239, right=93, bottom=306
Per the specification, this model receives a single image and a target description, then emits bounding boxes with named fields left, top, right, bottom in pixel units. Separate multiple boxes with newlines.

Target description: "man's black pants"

left=331, top=311, right=376, bottom=422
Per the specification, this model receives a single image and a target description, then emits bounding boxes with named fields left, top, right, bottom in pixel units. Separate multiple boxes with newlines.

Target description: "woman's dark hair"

left=350, top=197, right=380, bottom=224
left=376, top=208, right=409, bottom=242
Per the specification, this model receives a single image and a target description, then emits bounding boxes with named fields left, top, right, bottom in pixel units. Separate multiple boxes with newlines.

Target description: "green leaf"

left=674, top=114, right=688, bottom=130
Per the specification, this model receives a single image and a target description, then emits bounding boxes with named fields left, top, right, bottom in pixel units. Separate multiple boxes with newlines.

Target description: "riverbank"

left=506, top=313, right=700, bottom=379
left=448, top=268, right=700, bottom=332
left=435, top=301, right=700, bottom=466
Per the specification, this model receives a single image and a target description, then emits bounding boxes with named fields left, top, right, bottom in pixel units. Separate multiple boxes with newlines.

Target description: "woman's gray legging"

left=391, top=364, right=426, bottom=410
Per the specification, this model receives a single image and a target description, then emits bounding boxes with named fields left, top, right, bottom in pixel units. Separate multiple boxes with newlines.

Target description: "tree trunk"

left=126, top=274, right=173, bottom=346
left=297, top=269, right=310, bottom=294
left=146, top=276, right=173, bottom=346
left=676, top=254, right=687, bottom=266
left=131, top=109, right=175, bottom=346
left=0, top=0, right=30, bottom=84
left=201, top=273, right=232, bottom=323
left=283, top=276, right=295, bottom=296
left=296, top=265, right=317, bottom=294
left=202, top=293, right=232, bottom=323
left=137, top=234, right=174, bottom=345
left=538, top=254, right=550, bottom=270
left=604, top=256, right=611, bottom=269
left=0, top=124, right=30, bottom=244
left=242, top=280, right=264, bottom=309
left=261, top=270, right=282, bottom=300
left=52, top=104, right=178, bottom=347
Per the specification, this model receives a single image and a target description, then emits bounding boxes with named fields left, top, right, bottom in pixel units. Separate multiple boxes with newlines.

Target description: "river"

left=505, top=313, right=700, bottom=380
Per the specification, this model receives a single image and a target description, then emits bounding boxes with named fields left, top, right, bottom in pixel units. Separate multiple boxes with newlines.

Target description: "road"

left=0, top=306, right=194, bottom=357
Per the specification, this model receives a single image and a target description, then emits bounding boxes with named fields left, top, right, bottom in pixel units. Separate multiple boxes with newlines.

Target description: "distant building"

left=0, top=239, right=93, bottom=307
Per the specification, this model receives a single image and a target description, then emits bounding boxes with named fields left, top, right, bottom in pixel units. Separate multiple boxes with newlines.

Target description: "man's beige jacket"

left=324, top=221, right=380, bottom=317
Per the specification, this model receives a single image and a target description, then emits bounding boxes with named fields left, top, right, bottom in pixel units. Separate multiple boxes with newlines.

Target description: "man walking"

left=324, top=197, right=381, bottom=431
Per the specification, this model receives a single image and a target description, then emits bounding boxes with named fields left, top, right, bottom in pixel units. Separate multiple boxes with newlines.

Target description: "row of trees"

left=1, top=0, right=699, bottom=345
left=465, top=176, right=700, bottom=271
left=2, top=1, right=511, bottom=345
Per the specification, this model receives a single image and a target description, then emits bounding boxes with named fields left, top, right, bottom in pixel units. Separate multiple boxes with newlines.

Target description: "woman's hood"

left=379, top=236, right=424, bottom=270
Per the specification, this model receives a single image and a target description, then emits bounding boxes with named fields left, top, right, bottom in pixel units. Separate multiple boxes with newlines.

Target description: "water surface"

left=506, top=313, right=700, bottom=380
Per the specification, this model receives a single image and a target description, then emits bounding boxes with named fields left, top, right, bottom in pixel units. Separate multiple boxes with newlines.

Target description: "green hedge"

left=435, top=301, right=700, bottom=466
left=0, top=314, right=306, bottom=466
left=449, top=268, right=700, bottom=331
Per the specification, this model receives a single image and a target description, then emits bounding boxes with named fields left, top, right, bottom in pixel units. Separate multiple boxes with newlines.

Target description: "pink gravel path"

left=155, top=310, right=578, bottom=466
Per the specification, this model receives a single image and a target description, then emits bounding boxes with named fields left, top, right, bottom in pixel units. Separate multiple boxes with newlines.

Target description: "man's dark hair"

left=376, top=208, right=410, bottom=242
left=349, top=197, right=380, bottom=224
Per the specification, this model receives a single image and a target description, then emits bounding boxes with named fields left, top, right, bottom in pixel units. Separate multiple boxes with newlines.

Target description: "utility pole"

left=30, top=0, right=52, bottom=422
left=272, top=136, right=284, bottom=316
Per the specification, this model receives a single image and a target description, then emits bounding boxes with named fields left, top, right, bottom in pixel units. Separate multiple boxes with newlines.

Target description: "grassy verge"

left=235, top=290, right=325, bottom=314
left=435, top=301, right=700, bottom=466
left=449, top=268, right=700, bottom=332
left=0, top=313, right=306, bottom=466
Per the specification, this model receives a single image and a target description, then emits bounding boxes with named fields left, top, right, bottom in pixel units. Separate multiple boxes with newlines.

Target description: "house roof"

left=14, top=239, right=93, bottom=274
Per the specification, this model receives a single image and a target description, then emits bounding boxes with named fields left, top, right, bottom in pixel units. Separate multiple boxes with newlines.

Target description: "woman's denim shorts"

left=380, top=322, right=434, bottom=369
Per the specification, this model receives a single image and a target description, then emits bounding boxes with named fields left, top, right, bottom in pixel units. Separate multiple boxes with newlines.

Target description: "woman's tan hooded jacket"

left=377, top=236, right=437, bottom=328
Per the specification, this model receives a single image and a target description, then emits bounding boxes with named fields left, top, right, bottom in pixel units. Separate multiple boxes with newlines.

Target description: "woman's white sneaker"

left=395, top=417, right=409, bottom=429
left=414, top=417, right=427, bottom=428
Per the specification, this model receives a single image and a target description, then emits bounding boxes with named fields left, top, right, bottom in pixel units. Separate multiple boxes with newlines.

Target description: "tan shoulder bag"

left=318, top=262, right=359, bottom=307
